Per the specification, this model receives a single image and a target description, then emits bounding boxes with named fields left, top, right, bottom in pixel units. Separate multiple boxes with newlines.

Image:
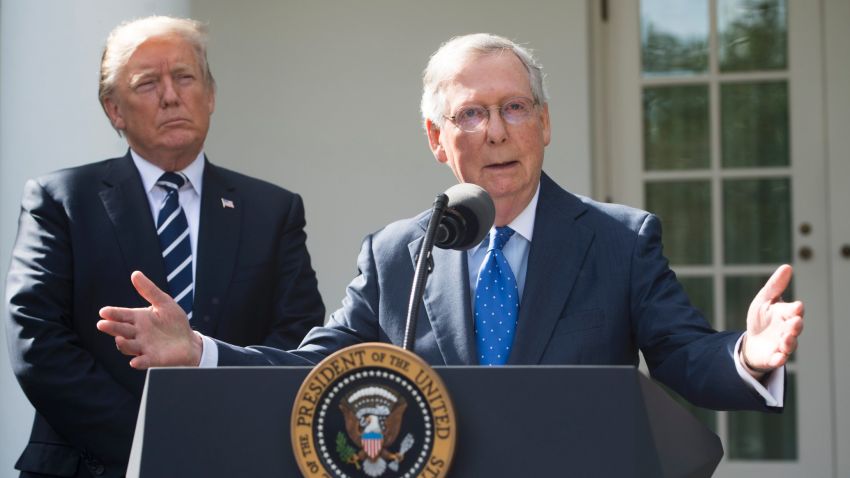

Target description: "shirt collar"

left=131, top=149, right=205, bottom=196
left=469, top=182, right=540, bottom=254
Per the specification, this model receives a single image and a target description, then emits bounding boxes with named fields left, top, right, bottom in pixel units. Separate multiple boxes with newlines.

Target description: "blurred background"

left=1, top=1, right=847, bottom=476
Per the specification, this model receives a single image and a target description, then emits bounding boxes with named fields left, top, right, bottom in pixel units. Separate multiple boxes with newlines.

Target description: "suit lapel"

left=408, top=220, right=476, bottom=365
left=98, top=153, right=169, bottom=294
left=193, top=160, right=241, bottom=336
left=508, top=174, right=595, bottom=364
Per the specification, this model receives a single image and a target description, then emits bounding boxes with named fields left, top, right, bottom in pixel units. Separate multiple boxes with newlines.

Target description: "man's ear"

left=102, top=96, right=126, bottom=131
left=426, top=119, right=447, bottom=164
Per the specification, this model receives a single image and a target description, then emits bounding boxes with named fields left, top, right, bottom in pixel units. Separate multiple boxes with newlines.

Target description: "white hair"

left=98, top=16, right=215, bottom=109
left=420, top=33, right=548, bottom=129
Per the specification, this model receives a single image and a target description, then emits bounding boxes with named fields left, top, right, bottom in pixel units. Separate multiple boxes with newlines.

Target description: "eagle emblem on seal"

left=337, top=385, right=415, bottom=477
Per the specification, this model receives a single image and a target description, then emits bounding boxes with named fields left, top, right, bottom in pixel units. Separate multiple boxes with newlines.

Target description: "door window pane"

left=718, top=0, right=788, bottom=72
left=721, top=81, right=789, bottom=168
left=728, top=373, right=797, bottom=460
left=641, top=0, right=709, bottom=75
left=636, top=0, right=801, bottom=469
left=724, top=275, right=770, bottom=330
left=646, top=181, right=712, bottom=264
left=723, top=178, right=791, bottom=264
left=644, top=85, right=711, bottom=170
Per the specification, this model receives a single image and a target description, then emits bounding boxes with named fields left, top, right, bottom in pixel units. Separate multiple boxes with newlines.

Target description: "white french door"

left=598, top=0, right=836, bottom=476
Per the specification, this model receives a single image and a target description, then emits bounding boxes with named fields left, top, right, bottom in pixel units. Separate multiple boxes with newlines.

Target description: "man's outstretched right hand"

left=97, top=271, right=202, bottom=369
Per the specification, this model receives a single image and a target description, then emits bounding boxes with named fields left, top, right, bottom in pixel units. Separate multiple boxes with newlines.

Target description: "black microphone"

left=402, top=183, right=495, bottom=351
left=434, top=183, right=495, bottom=251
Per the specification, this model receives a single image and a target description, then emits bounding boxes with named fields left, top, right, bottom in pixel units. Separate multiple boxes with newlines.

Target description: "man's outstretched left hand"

left=741, top=264, right=804, bottom=378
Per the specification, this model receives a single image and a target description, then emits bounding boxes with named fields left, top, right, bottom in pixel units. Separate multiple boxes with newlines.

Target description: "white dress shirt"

left=131, top=149, right=205, bottom=284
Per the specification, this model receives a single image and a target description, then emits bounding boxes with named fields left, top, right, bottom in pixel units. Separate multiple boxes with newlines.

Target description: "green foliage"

left=336, top=432, right=356, bottom=462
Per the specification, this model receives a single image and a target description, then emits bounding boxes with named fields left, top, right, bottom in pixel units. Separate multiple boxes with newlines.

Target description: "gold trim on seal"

left=291, top=343, right=456, bottom=477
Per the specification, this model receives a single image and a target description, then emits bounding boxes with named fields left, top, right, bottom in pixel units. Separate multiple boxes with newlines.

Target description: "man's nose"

left=159, top=76, right=180, bottom=108
left=486, top=108, right=508, bottom=144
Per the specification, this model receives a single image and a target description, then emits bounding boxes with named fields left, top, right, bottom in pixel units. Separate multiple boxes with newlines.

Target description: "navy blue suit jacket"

left=5, top=152, right=325, bottom=477
left=216, top=173, right=775, bottom=413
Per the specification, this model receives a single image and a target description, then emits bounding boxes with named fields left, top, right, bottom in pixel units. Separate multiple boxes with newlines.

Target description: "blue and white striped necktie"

left=156, top=172, right=193, bottom=319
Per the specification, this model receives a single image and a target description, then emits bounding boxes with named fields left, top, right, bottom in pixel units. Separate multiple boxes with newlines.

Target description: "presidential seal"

left=291, top=343, right=456, bottom=478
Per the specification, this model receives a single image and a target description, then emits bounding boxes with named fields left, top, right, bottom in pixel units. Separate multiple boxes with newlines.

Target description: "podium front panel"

left=131, top=366, right=720, bottom=477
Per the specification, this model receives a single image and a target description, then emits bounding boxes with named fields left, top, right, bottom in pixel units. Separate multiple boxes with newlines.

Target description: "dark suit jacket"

left=5, top=152, right=325, bottom=477
left=215, top=172, right=776, bottom=413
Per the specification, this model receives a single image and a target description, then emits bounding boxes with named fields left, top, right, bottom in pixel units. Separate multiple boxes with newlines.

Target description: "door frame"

left=824, top=0, right=850, bottom=475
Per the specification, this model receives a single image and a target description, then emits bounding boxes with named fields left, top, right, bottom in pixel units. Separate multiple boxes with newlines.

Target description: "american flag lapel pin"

left=221, top=198, right=235, bottom=209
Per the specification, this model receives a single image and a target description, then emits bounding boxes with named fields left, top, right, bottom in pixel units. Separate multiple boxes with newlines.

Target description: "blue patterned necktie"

left=156, top=172, right=193, bottom=319
left=474, top=226, right=519, bottom=365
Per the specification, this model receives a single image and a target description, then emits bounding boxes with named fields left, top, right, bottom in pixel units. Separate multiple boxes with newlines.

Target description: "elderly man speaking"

left=98, top=34, right=802, bottom=414
left=5, top=16, right=324, bottom=478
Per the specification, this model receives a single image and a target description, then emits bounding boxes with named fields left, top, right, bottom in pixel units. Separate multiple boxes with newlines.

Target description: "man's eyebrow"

left=128, top=70, right=158, bottom=86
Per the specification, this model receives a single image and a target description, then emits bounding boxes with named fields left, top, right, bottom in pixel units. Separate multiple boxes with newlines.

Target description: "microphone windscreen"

left=436, top=183, right=495, bottom=251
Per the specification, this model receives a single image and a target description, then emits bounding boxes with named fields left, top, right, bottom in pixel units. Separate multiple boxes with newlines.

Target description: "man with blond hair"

left=99, top=32, right=803, bottom=421
left=5, top=16, right=324, bottom=477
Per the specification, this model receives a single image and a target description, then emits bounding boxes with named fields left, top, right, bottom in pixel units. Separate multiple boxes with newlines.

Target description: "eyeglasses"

left=444, top=96, right=538, bottom=133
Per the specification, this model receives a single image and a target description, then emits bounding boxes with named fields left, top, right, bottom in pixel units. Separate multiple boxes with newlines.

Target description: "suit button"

left=81, top=453, right=105, bottom=476
left=211, top=297, right=220, bottom=305
left=203, top=315, right=211, bottom=322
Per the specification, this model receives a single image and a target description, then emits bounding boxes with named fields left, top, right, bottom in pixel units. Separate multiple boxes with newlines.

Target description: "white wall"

left=190, top=0, right=592, bottom=317
left=0, top=1, right=590, bottom=476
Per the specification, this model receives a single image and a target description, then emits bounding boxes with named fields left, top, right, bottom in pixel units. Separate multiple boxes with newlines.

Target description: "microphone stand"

left=402, top=193, right=448, bottom=351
